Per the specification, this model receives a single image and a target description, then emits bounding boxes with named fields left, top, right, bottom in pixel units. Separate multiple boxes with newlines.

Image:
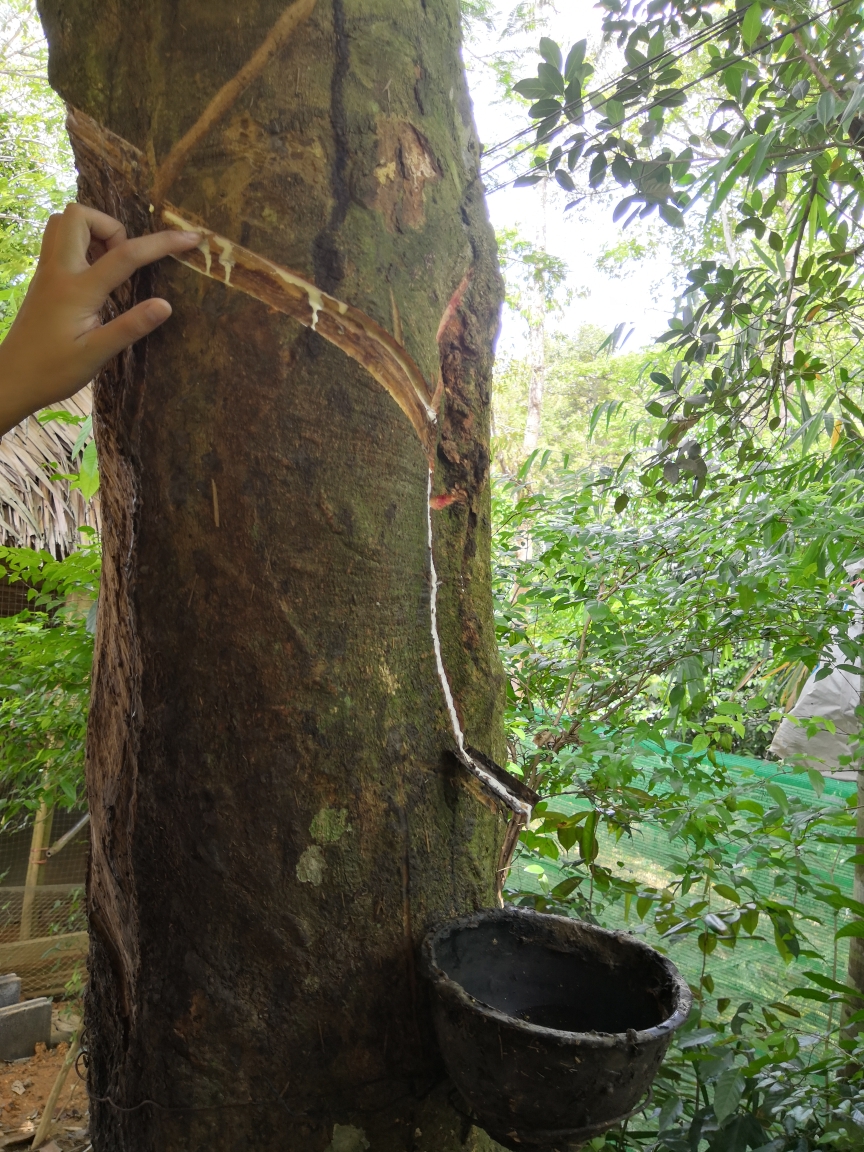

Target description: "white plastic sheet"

left=769, top=563, right=864, bottom=777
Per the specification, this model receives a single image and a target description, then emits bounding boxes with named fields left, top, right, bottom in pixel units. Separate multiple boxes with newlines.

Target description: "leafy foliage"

left=497, top=0, right=864, bottom=481
left=492, top=328, right=654, bottom=472
left=495, top=442, right=864, bottom=1152
left=0, top=543, right=99, bottom=824
left=0, top=0, right=74, bottom=341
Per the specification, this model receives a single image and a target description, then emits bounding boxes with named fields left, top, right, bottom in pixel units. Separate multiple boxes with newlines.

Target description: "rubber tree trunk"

left=35, top=2, right=508, bottom=1149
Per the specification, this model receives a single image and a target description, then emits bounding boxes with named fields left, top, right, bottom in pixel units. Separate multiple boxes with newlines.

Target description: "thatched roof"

left=0, top=386, right=101, bottom=555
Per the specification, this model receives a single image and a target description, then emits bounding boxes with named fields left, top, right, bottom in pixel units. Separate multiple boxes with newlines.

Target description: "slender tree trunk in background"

left=521, top=310, right=545, bottom=456
left=36, top=2, right=508, bottom=1149
left=521, top=180, right=547, bottom=458
left=19, top=800, right=53, bottom=940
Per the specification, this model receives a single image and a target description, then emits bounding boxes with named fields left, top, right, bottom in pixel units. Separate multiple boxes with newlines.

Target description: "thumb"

left=81, top=298, right=173, bottom=372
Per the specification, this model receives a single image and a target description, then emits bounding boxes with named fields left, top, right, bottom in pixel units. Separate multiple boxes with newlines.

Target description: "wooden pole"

left=31, top=1032, right=80, bottom=1149
left=19, top=801, right=53, bottom=942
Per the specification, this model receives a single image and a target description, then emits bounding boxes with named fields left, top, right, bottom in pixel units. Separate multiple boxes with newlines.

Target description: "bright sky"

left=466, top=1, right=678, bottom=357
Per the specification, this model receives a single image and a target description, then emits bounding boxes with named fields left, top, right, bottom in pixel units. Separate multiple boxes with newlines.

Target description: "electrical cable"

left=480, top=5, right=744, bottom=163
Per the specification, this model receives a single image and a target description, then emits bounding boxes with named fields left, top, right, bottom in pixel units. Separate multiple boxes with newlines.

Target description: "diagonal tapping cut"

left=66, top=107, right=438, bottom=460
left=160, top=206, right=439, bottom=459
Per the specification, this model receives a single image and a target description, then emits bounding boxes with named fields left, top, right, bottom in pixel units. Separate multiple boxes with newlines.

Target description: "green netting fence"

left=508, top=748, right=856, bottom=1028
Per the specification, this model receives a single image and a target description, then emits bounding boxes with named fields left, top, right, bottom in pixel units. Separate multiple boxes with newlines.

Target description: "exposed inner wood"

left=161, top=205, right=439, bottom=460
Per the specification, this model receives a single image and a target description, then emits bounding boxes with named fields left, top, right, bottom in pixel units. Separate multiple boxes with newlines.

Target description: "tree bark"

left=35, top=2, right=509, bottom=1149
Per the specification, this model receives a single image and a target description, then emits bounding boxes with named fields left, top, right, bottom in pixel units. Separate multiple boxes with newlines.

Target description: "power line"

left=481, top=6, right=743, bottom=165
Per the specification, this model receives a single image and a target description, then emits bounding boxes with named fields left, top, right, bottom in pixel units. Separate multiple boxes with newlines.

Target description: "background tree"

left=499, top=0, right=864, bottom=477
left=35, top=1, right=517, bottom=1149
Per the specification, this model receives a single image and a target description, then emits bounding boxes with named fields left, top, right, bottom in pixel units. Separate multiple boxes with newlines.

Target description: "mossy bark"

left=35, top=2, right=508, bottom=1149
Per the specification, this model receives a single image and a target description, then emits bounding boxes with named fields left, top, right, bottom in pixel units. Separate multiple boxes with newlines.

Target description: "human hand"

left=0, top=203, right=201, bottom=435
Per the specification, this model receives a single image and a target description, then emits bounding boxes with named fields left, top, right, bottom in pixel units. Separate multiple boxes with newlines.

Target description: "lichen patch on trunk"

left=310, top=807, right=350, bottom=843
left=326, top=1126, right=370, bottom=1152
left=296, top=845, right=326, bottom=885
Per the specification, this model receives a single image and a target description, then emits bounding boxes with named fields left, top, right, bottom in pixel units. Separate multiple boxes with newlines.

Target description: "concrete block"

left=0, top=974, right=20, bottom=1009
left=0, top=998, right=51, bottom=1060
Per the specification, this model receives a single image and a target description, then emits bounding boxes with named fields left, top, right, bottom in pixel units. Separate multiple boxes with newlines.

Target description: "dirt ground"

left=0, top=1032, right=89, bottom=1150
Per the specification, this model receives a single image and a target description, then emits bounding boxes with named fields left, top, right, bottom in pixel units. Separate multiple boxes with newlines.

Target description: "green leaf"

left=636, top=894, right=654, bottom=919
left=841, top=81, right=864, bottom=126
left=713, top=884, right=741, bottom=903
left=513, top=79, right=548, bottom=100
left=37, top=409, right=87, bottom=427
left=741, top=2, right=762, bottom=47
left=806, top=768, right=825, bottom=796
left=539, top=37, right=563, bottom=72
left=537, top=62, right=565, bottom=96
left=802, top=971, right=861, bottom=996
left=564, top=40, right=587, bottom=83
left=557, top=822, right=578, bottom=851
left=551, top=877, right=582, bottom=899
left=70, top=414, right=94, bottom=460
left=659, top=202, right=684, bottom=227
left=71, top=440, right=100, bottom=501
left=605, top=99, right=625, bottom=125
left=764, top=782, right=788, bottom=812
left=740, top=907, right=759, bottom=934
left=581, top=809, right=599, bottom=863
left=817, top=90, right=837, bottom=127
left=529, top=98, right=563, bottom=120
left=836, top=920, right=864, bottom=940
left=589, top=153, right=608, bottom=189
left=614, top=492, right=630, bottom=513
left=713, top=1069, right=745, bottom=1121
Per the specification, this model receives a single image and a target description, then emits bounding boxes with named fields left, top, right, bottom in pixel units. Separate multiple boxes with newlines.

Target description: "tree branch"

left=769, top=177, right=818, bottom=398
left=790, top=31, right=842, bottom=98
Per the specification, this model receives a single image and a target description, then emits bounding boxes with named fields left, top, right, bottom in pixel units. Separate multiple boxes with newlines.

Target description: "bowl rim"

left=421, top=905, right=693, bottom=1050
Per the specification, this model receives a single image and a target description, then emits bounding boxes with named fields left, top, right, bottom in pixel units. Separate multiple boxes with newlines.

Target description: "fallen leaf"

left=0, top=1121, right=35, bottom=1146
left=9, top=1084, right=24, bottom=1097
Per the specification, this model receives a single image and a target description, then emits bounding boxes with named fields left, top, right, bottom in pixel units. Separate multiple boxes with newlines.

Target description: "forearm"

left=0, top=336, right=49, bottom=436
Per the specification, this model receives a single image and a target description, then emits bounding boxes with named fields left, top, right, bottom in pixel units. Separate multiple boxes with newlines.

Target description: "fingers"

left=84, top=229, right=202, bottom=298
left=37, top=213, right=64, bottom=264
left=79, top=298, right=174, bottom=372
left=52, top=204, right=128, bottom=271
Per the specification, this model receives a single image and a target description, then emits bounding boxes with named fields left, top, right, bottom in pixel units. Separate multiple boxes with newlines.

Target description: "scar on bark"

left=151, top=0, right=319, bottom=205
left=372, top=119, right=442, bottom=232
left=428, top=270, right=474, bottom=508
left=89, top=905, right=132, bottom=1019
